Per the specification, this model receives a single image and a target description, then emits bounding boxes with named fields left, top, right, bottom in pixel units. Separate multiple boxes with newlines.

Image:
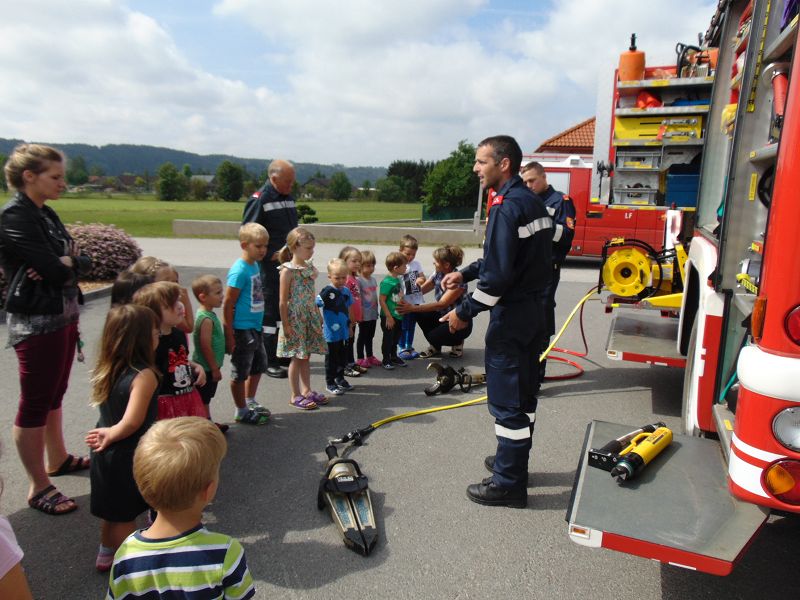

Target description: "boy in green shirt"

left=191, top=275, right=228, bottom=433
left=379, top=251, right=408, bottom=369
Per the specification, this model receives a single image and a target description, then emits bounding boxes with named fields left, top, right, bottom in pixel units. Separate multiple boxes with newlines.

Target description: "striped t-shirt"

left=107, top=524, right=255, bottom=599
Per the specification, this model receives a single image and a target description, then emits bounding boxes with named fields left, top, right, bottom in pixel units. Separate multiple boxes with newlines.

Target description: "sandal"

left=47, top=454, right=90, bottom=477
left=28, top=485, right=78, bottom=516
left=419, top=346, right=441, bottom=359
left=290, top=395, right=318, bottom=410
left=306, top=391, right=329, bottom=406
left=235, top=409, right=269, bottom=425
left=449, top=344, right=464, bottom=358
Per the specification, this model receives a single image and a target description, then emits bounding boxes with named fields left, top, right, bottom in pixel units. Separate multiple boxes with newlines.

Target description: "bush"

left=297, top=203, right=318, bottom=224
left=67, top=223, right=142, bottom=281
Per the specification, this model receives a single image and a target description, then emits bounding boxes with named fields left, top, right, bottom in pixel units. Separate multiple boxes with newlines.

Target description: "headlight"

left=773, top=407, right=800, bottom=452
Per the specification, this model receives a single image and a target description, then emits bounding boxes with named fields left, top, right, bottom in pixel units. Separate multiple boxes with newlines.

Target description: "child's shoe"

left=326, top=384, right=345, bottom=396
left=343, top=367, right=361, bottom=378
left=306, top=391, right=329, bottom=405
left=391, top=357, right=407, bottom=367
left=382, top=361, right=395, bottom=370
left=336, top=378, right=354, bottom=392
left=356, top=358, right=371, bottom=369
left=96, top=546, right=115, bottom=572
left=353, top=363, right=369, bottom=374
left=398, top=348, right=419, bottom=360
left=368, top=356, right=383, bottom=367
left=289, top=395, right=318, bottom=410
left=247, top=399, right=271, bottom=417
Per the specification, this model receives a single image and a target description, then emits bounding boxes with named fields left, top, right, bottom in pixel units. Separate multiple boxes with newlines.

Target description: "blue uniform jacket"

left=242, top=183, right=298, bottom=259
left=540, top=184, right=576, bottom=265
left=456, top=175, right=553, bottom=321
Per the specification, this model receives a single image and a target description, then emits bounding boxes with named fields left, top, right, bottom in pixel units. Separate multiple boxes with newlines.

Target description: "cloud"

left=0, top=0, right=718, bottom=166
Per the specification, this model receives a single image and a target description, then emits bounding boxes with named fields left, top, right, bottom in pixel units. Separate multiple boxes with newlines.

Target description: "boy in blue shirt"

left=316, top=258, right=353, bottom=395
left=223, top=223, right=270, bottom=425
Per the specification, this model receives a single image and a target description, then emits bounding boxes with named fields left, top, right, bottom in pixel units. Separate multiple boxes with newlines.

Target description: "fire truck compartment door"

left=606, top=311, right=686, bottom=368
left=566, top=420, right=769, bottom=576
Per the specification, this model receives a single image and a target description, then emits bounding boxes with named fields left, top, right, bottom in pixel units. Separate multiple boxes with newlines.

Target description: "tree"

left=360, top=179, right=372, bottom=198
left=156, top=162, right=189, bottom=201
left=422, top=140, right=479, bottom=212
left=376, top=176, right=408, bottom=203
left=296, top=204, right=318, bottom=224
left=387, top=159, right=434, bottom=202
left=329, top=172, right=353, bottom=201
left=182, top=164, right=193, bottom=179
left=66, top=155, right=89, bottom=186
left=216, top=161, right=244, bottom=202
left=190, top=178, right=210, bottom=201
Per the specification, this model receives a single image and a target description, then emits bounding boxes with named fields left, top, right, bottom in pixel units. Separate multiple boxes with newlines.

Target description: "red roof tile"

left=534, top=117, right=595, bottom=154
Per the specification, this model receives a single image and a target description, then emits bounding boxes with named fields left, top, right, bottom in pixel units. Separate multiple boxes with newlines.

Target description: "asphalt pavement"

left=1, top=238, right=797, bottom=599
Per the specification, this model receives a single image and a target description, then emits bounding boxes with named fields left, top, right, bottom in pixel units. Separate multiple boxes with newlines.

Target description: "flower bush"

left=67, top=223, right=142, bottom=281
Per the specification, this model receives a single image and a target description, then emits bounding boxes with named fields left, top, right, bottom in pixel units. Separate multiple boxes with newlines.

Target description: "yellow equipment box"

left=614, top=115, right=703, bottom=142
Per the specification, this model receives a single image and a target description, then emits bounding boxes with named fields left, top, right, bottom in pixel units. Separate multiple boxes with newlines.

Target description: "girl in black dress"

left=85, top=304, right=160, bottom=572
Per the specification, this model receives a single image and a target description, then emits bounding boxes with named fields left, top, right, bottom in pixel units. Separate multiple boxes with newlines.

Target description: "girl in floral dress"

left=276, top=227, right=328, bottom=409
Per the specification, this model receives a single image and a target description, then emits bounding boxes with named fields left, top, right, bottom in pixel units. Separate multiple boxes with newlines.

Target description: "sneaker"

left=382, top=361, right=395, bottom=370
left=398, top=348, right=420, bottom=360
left=356, top=358, right=371, bottom=369
left=335, top=379, right=354, bottom=391
left=343, top=367, right=361, bottom=378
left=326, top=384, right=345, bottom=396
left=214, top=422, right=230, bottom=434
left=391, top=357, right=407, bottom=367
left=367, top=356, right=383, bottom=367
left=247, top=399, right=271, bottom=416
left=353, top=364, right=369, bottom=374
left=235, top=409, right=270, bottom=425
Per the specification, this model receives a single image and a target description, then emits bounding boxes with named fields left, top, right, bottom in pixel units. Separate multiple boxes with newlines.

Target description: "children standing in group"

left=191, top=275, right=228, bottom=433
left=340, top=246, right=366, bottom=376
left=86, top=304, right=160, bottom=572
left=379, top=251, right=408, bottom=369
left=276, top=227, right=328, bottom=410
left=223, top=223, right=271, bottom=425
left=133, top=282, right=207, bottom=420
left=356, top=250, right=381, bottom=369
left=107, top=417, right=255, bottom=599
left=317, top=258, right=354, bottom=395
left=131, top=256, right=194, bottom=334
left=398, top=235, right=426, bottom=360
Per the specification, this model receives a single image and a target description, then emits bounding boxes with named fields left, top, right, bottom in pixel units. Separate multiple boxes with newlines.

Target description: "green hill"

left=0, top=138, right=386, bottom=185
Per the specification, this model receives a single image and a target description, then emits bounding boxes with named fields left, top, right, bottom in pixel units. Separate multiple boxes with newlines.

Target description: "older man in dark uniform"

left=441, top=135, right=552, bottom=508
left=242, top=159, right=298, bottom=380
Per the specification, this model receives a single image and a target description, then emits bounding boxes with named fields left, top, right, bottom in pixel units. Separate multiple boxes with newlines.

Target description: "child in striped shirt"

left=106, top=417, right=255, bottom=600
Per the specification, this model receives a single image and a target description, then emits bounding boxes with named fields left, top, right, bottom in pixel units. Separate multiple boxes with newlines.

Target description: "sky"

left=0, top=0, right=717, bottom=167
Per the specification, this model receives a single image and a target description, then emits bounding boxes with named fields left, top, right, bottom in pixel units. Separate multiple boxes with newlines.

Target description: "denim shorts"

left=230, top=328, right=268, bottom=382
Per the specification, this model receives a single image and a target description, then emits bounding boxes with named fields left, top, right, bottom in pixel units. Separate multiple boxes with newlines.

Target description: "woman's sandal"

left=47, top=454, right=90, bottom=477
left=419, top=346, right=441, bottom=359
left=306, top=391, right=328, bottom=405
left=290, top=395, right=318, bottom=410
left=28, top=485, right=78, bottom=516
left=449, top=344, right=464, bottom=358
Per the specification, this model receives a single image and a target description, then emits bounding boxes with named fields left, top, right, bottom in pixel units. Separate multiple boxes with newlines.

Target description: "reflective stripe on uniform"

left=473, top=289, right=500, bottom=307
left=263, top=325, right=278, bottom=334
left=262, top=200, right=295, bottom=212
left=495, top=423, right=532, bottom=440
left=518, top=217, right=553, bottom=239
left=546, top=206, right=556, bottom=216
left=527, top=412, right=536, bottom=424
left=553, top=223, right=564, bottom=242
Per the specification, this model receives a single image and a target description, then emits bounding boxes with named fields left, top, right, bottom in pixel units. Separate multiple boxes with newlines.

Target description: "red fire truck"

left=567, top=0, right=800, bottom=575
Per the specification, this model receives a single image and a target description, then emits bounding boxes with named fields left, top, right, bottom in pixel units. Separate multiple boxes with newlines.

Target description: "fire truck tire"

left=681, top=319, right=701, bottom=437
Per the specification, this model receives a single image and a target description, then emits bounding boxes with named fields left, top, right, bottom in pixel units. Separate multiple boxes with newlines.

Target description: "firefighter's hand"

left=440, top=309, right=467, bottom=332
left=440, top=271, right=463, bottom=290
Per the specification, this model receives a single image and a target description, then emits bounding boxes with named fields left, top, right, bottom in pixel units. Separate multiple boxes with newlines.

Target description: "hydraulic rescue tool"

left=317, top=444, right=378, bottom=556
left=588, top=422, right=673, bottom=484
left=424, top=362, right=486, bottom=396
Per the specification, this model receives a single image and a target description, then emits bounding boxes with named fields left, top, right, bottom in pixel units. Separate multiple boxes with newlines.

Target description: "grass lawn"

left=2, top=192, right=422, bottom=237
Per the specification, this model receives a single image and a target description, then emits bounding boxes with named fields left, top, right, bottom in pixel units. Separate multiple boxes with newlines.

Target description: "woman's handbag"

left=4, top=264, right=63, bottom=315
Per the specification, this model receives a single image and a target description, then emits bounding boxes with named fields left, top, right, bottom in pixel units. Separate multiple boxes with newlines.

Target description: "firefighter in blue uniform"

left=520, top=161, right=576, bottom=383
left=442, top=136, right=552, bottom=508
left=242, top=159, right=299, bottom=379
